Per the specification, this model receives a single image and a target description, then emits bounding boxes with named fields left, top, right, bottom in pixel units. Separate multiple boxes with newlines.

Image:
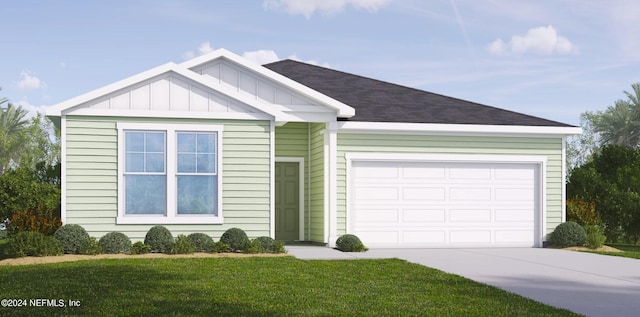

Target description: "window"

left=117, top=123, right=223, bottom=224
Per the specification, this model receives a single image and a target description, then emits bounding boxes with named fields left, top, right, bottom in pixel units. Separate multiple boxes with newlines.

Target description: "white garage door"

left=350, top=161, right=540, bottom=248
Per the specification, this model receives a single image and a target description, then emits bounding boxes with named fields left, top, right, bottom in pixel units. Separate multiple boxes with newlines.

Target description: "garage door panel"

left=402, top=209, right=446, bottom=222
left=350, top=160, right=540, bottom=248
left=449, top=209, right=492, bottom=222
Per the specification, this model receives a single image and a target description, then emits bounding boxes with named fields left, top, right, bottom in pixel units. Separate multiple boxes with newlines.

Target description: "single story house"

left=47, top=49, right=580, bottom=248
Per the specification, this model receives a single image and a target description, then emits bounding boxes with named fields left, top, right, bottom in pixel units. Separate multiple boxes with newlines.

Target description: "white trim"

left=327, top=122, right=339, bottom=247
left=65, top=109, right=274, bottom=121
left=60, top=115, right=67, bottom=224
left=116, top=122, right=224, bottom=224
left=323, top=124, right=330, bottom=244
left=269, top=122, right=275, bottom=238
left=275, top=157, right=306, bottom=241
left=561, top=136, right=567, bottom=224
left=344, top=152, right=547, bottom=248
left=338, top=121, right=582, bottom=137
left=180, top=48, right=355, bottom=118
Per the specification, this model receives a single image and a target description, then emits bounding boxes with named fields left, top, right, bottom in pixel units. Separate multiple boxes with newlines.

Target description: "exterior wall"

left=275, top=122, right=310, bottom=239
left=309, top=123, right=326, bottom=243
left=336, top=133, right=564, bottom=238
left=65, top=115, right=271, bottom=241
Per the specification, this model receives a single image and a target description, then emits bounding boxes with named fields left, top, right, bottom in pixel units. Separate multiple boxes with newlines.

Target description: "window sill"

left=116, top=216, right=223, bottom=225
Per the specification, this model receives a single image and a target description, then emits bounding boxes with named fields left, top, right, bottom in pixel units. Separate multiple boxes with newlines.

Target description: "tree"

left=0, top=89, right=59, bottom=174
left=568, top=144, right=640, bottom=243
left=591, top=83, right=640, bottom=148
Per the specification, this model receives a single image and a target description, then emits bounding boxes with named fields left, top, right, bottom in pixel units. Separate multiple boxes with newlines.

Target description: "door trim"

left=275, top=157, right=305, bottom=241
left=345, top=152, right=547, bottom=247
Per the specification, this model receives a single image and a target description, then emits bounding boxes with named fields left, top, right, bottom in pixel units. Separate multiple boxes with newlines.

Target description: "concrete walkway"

left=285, top=246, right=640, bottom=317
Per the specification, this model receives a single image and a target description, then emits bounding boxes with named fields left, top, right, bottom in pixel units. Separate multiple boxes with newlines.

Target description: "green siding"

left=275, top=123, right=310, bottom=239
left=65, top=115, right=271, bottom=241
left=336, top=133, right=564, bottom=238
left=309, top=123, right=326, bottom=243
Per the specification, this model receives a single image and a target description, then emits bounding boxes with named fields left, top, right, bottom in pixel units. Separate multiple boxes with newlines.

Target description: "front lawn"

left=0, top=257, right=578, bottom=316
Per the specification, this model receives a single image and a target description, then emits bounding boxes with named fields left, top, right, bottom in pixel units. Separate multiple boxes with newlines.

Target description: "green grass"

left=586, top=244, right=640, bottom=259
left=0, top=257, right=578, bottom=316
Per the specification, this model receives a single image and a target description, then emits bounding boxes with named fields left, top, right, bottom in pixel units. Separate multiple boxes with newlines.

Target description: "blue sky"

left=2, top=0, right=639, bottom=126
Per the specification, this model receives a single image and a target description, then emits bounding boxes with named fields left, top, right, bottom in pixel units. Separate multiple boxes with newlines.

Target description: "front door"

left=275, top=162, right=300, bottom=241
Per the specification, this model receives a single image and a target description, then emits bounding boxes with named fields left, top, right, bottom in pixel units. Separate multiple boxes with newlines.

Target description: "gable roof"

left=264, top=59, right=574, bottom=127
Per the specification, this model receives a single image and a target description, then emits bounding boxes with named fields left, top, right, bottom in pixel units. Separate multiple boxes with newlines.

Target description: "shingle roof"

left=264, top=59, right=573, bottom=127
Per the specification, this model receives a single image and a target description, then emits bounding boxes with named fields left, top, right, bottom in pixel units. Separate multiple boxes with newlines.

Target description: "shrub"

left=220, top=228, right=249, bottom=252
left=0, top=230, right=7, bottom=240
left=130, top=241, right=151, bottom=254
left=172, top=234, right=196, bottom=254
left=187, top=233, right=214, bottom=252
left=270, top=240, right=287, bottom=254
left=99, top=232, right=132, bottom=254
left=6, top=231, right=63, bottom=257
left=255, top=236, right=274, bottom=251
left=144, top=225, right=174, bottom=253
left=0, top=165, right=61, bottom=222
left=566, top=197, right=600, bottom=226
left=336, top=234, right=368, bottom=252
left=212, top=241, right=230, bottom=253
left=584, top=225, right=607, bottom=249
left=243, top=239, right=263, bottom=254
left=79, top=237, right=102, bottom=255
left=549, top=221, right=587, bottom=247
left=54, top=224, right=90, bottom=254
left=8, top=208, right=62, bottom=236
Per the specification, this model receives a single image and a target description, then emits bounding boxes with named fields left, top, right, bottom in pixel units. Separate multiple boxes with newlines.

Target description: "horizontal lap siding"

left=275, top=123, right=310, bottom=239
left=309, top=123, right=325, bottom=243
left=336, top=134, right=564, bottom=237
left=65, top=116, right=271, bottom=241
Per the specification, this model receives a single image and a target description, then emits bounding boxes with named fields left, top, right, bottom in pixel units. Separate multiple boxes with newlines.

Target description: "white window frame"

left=117, top=122, right=224, bottom=224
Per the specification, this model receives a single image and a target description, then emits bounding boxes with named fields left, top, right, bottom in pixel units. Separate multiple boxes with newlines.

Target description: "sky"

left=1, top=0, right=640, bottom=126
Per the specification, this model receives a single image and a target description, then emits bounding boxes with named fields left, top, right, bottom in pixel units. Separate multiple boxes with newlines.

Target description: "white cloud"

left=17, top=71, right=47, bottom=90
left=181, top=41, right=215, bottom=60
left=263, top=0, right=392, bottom=18
left=488, top=25, right=577, bottom=56
left=14, top=97, right=48, bottom=120
left=242, top=50, right=280, bottom=65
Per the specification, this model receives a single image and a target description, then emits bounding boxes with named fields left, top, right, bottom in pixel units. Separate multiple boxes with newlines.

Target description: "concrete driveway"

left=286, top=246, right=640, bottom=317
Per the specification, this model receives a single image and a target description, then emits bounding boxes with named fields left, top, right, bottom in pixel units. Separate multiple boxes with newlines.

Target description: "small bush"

left=0, top=229, right=7, bottom=240
left=566, top=197, right=600, bottom=226
left=79, top=237, right=102, bottom=255
left=130, top=241, right=151, bottom=254
left=549, top=221, right=587, bottom=247
left=584, top=225, right=607, bottom=249
left=255, top=236, right=274, bottom=251
left=99, top=232, right=132, bottom=254
left=336, top=234, right=368, bottom=252
left=220, top=228, right=249, bottom=252
left=243, top=239, right=263, bottom=254
left=54, top=224, right=90, bottom=254
left=188, top=233, right=214, bottom=252
left=8, top=208, right=62, bottom=236
left=172, top=234, right=196, bottom=254
left=212, top=241, right=230, bottom=253
left=144, top=225, right=174, bottom=253
left=6, top=231, right=63, bottom=257
left=270, top=240, right=287, bottom=254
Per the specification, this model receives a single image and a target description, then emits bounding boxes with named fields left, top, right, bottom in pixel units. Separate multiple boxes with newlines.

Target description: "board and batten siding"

left=336, top=134, right=564, bottom=238
left=65, top=115, right=271, bottom=241
left=275, top=122, right=310, bottom=239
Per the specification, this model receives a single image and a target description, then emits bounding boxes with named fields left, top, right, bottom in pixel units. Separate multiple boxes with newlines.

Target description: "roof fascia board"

left=180, top=49, right=355, bottom=118
left=337, top=121, right=582, bottom=137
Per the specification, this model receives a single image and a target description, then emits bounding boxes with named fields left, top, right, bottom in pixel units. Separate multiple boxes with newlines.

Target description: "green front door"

left=275, top=162, right=300, bottom=241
